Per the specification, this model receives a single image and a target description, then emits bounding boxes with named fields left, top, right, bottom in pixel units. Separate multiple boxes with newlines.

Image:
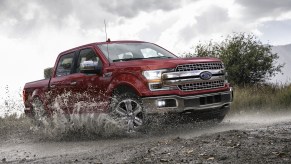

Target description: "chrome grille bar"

left=176, top=62, right=223, bottom=71
left=178, top=80, right=225, bottom=91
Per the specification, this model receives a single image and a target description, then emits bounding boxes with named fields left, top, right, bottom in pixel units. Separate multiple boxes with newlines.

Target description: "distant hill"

left=271, top=44, right=291, bottom=84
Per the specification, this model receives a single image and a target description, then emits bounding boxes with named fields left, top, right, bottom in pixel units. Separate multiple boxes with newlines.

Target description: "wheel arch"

left=112, top=83, right=140, bottom=97
left=107, top=73, right=148, bottom=97
left=31, top=89, right=45, bottom=102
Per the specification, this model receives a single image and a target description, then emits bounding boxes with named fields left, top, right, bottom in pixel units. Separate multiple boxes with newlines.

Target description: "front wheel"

left=110, top=92, right=145, bottom=132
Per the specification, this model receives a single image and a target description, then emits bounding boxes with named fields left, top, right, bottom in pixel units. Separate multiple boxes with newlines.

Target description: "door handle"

left=70, top=81, right=77, bottom=85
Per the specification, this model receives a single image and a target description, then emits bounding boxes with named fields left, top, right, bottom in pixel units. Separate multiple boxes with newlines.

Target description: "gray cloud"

left=235, top=0, right=291, bottom=20
left=179, top=6, right=229, bottom=42
left=195, top=6, right=229, bottom=34
left=0, top=0, right=73, bottom=37
left=259, top=20, right=291, bottom=45
left=0, top=0, right=184, bottom=38
left=99, top=0, right=182, bottom=18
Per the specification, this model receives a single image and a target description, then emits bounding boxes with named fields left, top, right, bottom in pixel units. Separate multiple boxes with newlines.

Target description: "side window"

left=56, top=52, right=75, bottom=77
left=77, top=48, right=102, bottom=73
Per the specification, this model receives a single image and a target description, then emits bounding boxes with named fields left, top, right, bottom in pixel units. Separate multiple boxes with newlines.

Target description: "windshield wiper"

left=112, top=58, right=145, bottom=62
left=112, top=56, right=172, bottom=62
left=147, top=56, right=172, bottom=59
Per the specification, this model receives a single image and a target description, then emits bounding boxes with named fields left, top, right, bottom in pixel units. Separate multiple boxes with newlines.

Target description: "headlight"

left=142, top=69, right=177, bottom=91
left=142, top=69, right=167, bottom=83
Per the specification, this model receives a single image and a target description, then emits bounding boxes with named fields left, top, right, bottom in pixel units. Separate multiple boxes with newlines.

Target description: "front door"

left=70, top=47, right=106, bottom=114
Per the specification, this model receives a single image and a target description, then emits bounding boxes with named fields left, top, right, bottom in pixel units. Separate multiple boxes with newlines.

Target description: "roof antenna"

left=104, top=20, right=108, bottom=41
left=104, top=20, right=111, bottom=65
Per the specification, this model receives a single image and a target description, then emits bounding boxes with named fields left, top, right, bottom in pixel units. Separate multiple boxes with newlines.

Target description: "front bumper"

left=142, top=89, right=233, bottom=114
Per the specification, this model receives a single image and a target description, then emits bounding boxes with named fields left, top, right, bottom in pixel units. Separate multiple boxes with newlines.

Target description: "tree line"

left=184, top=33, right=284, bottom=86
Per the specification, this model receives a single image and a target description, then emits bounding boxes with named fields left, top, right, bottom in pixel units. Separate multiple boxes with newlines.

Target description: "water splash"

left=0, top=85, right=24, bottom=117
left=31, top=93, right=129, bottom=140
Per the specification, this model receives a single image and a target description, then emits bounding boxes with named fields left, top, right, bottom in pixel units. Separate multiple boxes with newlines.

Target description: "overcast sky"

left=1, top=0, right=291, bottom=94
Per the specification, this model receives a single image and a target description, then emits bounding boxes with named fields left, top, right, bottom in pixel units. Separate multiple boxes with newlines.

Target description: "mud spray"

left=2, top=88, right=291, bottom=141
left=31, top=94, right=133, bottom=140
left=226, top=110, right=291, bottom=124
left=0, top=85, right=24, bottom=116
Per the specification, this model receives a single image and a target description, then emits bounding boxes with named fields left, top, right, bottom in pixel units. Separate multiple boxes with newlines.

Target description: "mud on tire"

left=110, top=92, right=146, bottom=132
left=31, top=97, right=49, bottom=127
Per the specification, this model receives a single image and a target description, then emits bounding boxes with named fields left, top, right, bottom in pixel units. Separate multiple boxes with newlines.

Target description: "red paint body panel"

left=23, top=40, right=230, bottom=115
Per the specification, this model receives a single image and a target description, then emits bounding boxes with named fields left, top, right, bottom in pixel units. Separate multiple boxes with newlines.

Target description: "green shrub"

left=185, top=33, right=284, bottom=86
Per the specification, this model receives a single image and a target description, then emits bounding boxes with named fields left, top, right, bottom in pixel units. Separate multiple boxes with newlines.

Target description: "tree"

left=185, top=33, right=284, bottom=86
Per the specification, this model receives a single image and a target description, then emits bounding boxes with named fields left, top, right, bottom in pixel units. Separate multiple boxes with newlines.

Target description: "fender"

left=29, top=88, right=53, bottom=115
left=107, top=72, right=149, bottom=97
left=31, top=88, right=50, bottom=107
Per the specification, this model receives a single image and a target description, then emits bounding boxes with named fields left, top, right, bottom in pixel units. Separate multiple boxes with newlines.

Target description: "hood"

left=112, top=57, right=222, bottom=70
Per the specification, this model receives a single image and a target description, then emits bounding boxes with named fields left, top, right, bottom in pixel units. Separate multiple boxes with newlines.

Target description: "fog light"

left=157, top=100, right=166, bottom=107
left=156, top=99, right=177, bottom=108
left=150, top=83, right=163, bottom=90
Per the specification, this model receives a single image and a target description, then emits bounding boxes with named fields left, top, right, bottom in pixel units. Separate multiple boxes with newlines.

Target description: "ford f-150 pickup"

left=23, top=40, right=233, bottom=131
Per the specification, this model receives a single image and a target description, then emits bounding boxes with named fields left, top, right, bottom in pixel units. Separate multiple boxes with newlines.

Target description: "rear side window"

left=56, top=52, right=75, bottom=77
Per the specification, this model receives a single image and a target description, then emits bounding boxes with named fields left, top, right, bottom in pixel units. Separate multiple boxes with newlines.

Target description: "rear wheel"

left=31, top=97, right=48, bottom=126
left=110, top=92, right=145, bottom=132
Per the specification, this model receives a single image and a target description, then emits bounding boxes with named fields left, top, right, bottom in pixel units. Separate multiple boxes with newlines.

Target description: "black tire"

left=110, top=92, right=146, bottom=132
left=31, top=97, right=48, bottom=127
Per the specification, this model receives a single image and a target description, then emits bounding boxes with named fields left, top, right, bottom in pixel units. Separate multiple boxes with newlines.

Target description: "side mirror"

left=80, top=61, right=102, bottom=74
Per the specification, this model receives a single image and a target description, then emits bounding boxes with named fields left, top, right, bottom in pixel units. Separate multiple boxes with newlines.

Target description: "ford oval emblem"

left=200, top=71, right=212, bottom=80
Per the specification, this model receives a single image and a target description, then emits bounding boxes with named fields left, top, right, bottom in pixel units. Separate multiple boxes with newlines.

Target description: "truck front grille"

left=178, top=80, right=225, bottom=91
left=176, top=62, right=223, bottom=72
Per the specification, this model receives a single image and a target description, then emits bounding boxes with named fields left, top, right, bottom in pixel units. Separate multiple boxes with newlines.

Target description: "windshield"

left=97, top=42, right=177, bottom=62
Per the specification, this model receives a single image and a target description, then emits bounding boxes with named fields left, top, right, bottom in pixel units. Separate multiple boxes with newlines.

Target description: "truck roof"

left=60, top=40, right=148, bottom=55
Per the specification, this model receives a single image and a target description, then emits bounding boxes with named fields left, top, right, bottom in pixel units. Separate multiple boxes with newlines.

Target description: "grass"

left=231, top=83, right=291, bottom=112
left=0, top=83, right=290, bottom=141
left=0, top=114, right=32, bottom=141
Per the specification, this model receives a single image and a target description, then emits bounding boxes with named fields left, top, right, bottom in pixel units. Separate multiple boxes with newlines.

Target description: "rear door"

left=49, top=51, right=77, bottom=113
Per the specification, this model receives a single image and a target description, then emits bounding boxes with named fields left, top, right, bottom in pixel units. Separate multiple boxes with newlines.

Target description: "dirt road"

left=1, top=112, right=291, bottom=163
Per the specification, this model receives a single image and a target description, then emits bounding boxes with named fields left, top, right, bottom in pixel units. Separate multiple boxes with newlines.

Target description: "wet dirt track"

left=1, top=112, right=291, bottom=163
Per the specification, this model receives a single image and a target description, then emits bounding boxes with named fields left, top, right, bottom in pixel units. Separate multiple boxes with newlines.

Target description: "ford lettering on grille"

left=199, top=71, right=212, bottom=80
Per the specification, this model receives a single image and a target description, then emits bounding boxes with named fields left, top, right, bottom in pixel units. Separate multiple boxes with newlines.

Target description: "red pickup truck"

left=23, top=40, right=233, bottom=131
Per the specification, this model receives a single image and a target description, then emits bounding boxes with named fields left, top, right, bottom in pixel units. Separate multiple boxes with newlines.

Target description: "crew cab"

left=23, top=40, right=233, bottom=131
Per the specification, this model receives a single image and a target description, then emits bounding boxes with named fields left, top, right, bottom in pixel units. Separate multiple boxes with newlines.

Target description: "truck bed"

left=24, top=79, right=50, bottom=90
